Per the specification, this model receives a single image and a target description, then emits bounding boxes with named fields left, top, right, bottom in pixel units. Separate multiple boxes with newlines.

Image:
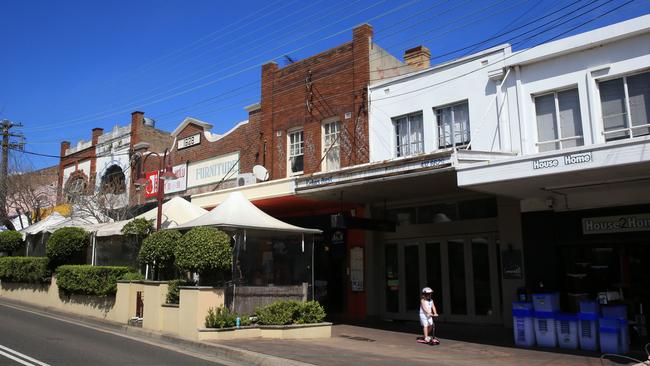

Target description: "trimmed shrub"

left=46, top=227, right=89, bottom=267
left=138, top=230, right=181, bottom=268
left=0, top=257, right=49, bottom=282
left=165, top=279, right=189, bottom=304
left=297, top=300, right=326, bottom=324
left=0, top=231, right=24, bottom=254
left=204, top=306, right=253, bottom=328
left=56, top=265, right=130, bottom=296
left=254, top=300, right=301, bottom=325
left=121, top=218, right=154, bottom=238
left=254, top=300, right=326, bottom=325
left=119, top=272, right=145, bottom=281
left=174, top=227, right=231, bottom=275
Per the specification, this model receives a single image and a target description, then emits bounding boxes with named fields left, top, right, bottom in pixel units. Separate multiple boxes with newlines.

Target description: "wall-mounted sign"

left=177, top=133, right=201, bottom=150
left=187, top=152, right=239, bottom=188
left=144, top=164, right=187, bottom=198
left=582, top=214, right=650, bottom=234
left=501, top=249, right=523, bottom=280
left=350, top=247, right=364, bottom=292
left=532, top=152, right=592, bottom=170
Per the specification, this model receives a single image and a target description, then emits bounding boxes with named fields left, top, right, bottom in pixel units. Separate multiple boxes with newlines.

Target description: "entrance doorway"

left=382, top=234, right=501, bottom=323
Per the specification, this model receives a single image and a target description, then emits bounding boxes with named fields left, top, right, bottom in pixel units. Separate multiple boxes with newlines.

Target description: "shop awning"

left=177, top=192, right=321, bottom=234
left=95, top=196, right=207, bottom=237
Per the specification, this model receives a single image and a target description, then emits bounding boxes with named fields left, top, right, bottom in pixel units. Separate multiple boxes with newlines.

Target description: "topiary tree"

left=0, top=230, right=24, bottom=255
left=175, top=227, right=231, bottom=283
left=138, top=230, right=181, bottom=279
left=46, top=227, right=89, bottom=268
left=121, top=218, right=154, bottom=239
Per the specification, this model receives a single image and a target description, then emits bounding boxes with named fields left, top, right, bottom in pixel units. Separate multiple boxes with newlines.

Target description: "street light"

left=133, top=148, right=177, bottom=230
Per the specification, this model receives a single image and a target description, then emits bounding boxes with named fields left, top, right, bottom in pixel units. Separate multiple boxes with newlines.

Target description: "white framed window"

left=393, top=112, right=424, bottom=157
left=435, top=101, right=470, bottom=148
left=534, top=88, right=584, bottom=152
left=288, top=129, right=304, bottom=175
left=322, top=120, right=341, bottom=172
left=599, top=70, right=650, bottom=141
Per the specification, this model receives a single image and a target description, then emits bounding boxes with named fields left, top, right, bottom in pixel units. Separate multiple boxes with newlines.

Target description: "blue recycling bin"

left=534, top=311, right=557, bottom=348
left=602, top=305, right=627, bottom=319
left=512, top=302, right=536, bottom=347
left=532, top=293, right=560, bottom=312
left=578, top=312, right=599, bottom=351
left=600, top=318, right=622, bottom=354
left=619, top=318, right=629, bottom=354
left=555, top=313, right=578, bottom=349
left=579, top=300, right=599, bottom=315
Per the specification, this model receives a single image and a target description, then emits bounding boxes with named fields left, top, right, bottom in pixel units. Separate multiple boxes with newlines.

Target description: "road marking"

left=0, top=344, right=50, bottom=366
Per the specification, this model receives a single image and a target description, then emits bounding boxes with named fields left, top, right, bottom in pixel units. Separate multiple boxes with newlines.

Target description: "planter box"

left=260, top=322, right=332, bottom=339
left=198, top=326, right=261, bottom=341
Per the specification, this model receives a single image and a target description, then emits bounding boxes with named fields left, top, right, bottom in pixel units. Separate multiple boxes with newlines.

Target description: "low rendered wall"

left=0, top=277, right=131, bottom=324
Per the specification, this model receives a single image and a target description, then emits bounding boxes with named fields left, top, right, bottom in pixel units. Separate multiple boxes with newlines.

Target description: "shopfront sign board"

left=187, top=152, right=239, bottom=188
left=144, top=163, right=187, bottom=198
left=350, top=247, right=364, bottom=292
left=582, top=214, right=650, bottom=234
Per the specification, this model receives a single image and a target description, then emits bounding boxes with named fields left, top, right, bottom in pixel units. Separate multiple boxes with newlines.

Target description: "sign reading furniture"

left=582, top=214, right=650, bottom=234
left=187, top=152, right=239, bottom=189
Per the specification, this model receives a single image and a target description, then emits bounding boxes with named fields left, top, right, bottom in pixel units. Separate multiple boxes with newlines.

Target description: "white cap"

left=422, top=287, right=433, bottom=294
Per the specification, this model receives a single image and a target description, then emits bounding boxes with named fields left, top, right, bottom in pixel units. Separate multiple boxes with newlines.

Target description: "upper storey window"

left=322, top=120, right=341, bottom=172
left=534, top=88, right=584, bottom=152
left=393, top=112, right=424, bottom=157
left=288, top=129, right=304, bottom=175
left=435, top=101, right=470, bottom=149
left=599, top=71, right=650, bottom=141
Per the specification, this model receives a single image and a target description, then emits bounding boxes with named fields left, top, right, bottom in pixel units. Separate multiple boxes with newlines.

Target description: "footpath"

left=1, top=297, right=642, bottom=366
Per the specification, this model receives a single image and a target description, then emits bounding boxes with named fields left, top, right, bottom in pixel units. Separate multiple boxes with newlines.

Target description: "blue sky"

left=2, top=0, right=649, bottom=169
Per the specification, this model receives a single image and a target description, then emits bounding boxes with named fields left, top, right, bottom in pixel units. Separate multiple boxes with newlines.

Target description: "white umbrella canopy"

left=177, top=192, right=321, bottom=234
left=95, top=196, right=207, bottom=237
left=20, top=212, right=67, bottom=237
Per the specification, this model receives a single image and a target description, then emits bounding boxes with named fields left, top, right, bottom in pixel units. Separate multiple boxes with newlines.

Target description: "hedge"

left=254, top=300, right=326, bottom=325
left=174, top=227, right=231, bottom=274
left=165, top=279, right=189, bottom=304
left=0, top=257, right=49, bottom=283
left=205, top=306, right=251, bottom=328
left=0, top=231, right=24, bottom=254
left=46, top=227, right=89, bottom=267
left=56, top=265, right=130, bottom=296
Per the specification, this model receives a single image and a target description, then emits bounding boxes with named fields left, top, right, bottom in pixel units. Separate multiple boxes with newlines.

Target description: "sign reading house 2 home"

left=532, top=152, right=593, bottom=170
left=582, top=214, right=650, bottom=234
left=187, top=152, right=239, bottom=188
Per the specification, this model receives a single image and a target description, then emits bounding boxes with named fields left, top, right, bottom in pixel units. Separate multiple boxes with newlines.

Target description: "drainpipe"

left=514, top=65, right=526, bottom=155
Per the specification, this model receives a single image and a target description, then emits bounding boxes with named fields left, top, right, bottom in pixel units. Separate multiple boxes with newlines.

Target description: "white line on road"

left=0, top=344, right=50, bottom=366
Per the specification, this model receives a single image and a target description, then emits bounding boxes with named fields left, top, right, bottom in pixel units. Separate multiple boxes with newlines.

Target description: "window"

left=288, top=130, right=304, bottom=174
left=534, top=88, right=584, bottom=152
left=599, top=71, right=650, bottom=141
left=322, top=120, right=340, bottom=171
left=393, top=112, right=423, bottom=157
left=435, top=101, right=470, bottom=148
left=100, top=165, right=126, bottom=194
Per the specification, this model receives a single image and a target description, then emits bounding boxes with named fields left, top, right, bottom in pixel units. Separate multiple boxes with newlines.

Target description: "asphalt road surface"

left=0, top=302, right=228, bottom=366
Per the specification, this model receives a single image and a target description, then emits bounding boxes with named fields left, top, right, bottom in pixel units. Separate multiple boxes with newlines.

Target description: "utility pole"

left=0, top=119, right=25, bottom=231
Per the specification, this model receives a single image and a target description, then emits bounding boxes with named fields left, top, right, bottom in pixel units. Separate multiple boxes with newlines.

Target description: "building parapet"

left=65, top=140, right=92, bottom=156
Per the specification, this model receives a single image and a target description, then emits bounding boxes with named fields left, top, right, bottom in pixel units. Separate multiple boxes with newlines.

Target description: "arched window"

left=65, top=176, right=87, bottom=203
left=100, top=165, right=126, bottom=194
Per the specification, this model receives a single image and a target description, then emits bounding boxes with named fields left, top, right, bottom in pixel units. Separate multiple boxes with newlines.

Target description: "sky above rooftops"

left=1, top=0, right=649, bottom=169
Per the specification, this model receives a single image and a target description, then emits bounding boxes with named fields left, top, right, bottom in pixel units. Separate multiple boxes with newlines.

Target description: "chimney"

left=60, top=141, right=70, bottom=157
left=404, top=46, right=430, bottom=71
left=130, top=111, right=145, bottom=147
left=92, top=128, right=104, bottom=145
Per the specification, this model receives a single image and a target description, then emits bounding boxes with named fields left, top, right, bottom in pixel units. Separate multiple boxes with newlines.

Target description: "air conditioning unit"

left=237, top=173, right=256, bottom=187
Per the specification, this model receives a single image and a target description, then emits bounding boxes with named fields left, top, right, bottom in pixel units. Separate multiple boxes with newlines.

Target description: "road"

left=0, top=302, right=228, bottom=366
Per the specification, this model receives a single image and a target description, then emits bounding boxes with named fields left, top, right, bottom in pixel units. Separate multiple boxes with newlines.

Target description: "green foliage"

left=254, top=300, right=301, bottom=325
left=254, top=300, right=326, bottom=325
left=56, top=265, right=130, bottom=296
left=0, top=257, right=49, bottom=282
left=174, top=227, right=231, bottom=274
left=46, top=227, right=89, bottom=267
left=0, top=231, right=24, bottom=254
left=165, top=279, right=189, bottom=304
left=205, top=306, right=241, bottom=328
left=296, top=300, right=326, bottom=324
left=138, top=230, right=181, bottom=267
left=119, top=272, right=145, bottom=281
left=121, top=218, right=154, bottom=237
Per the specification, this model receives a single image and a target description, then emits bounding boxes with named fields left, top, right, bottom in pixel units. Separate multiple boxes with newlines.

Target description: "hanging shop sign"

left=582, top=214, right=650, bottom=234
left=144, top=164, right=187, bottom=198
left=350, top=247, right=364, bottom=292
left=187, top=152, right=239, bottom=188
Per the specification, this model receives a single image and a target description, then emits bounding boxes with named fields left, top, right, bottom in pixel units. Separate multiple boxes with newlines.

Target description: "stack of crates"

left=555, top=313, right=578, bottom=349
left=532, top=293, right=560, bottom=348
left=512, top=302, right=536, bottom=347
left=600, top=305, right=629, bottom=354
left=578, top=301, right=599, bottom=351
